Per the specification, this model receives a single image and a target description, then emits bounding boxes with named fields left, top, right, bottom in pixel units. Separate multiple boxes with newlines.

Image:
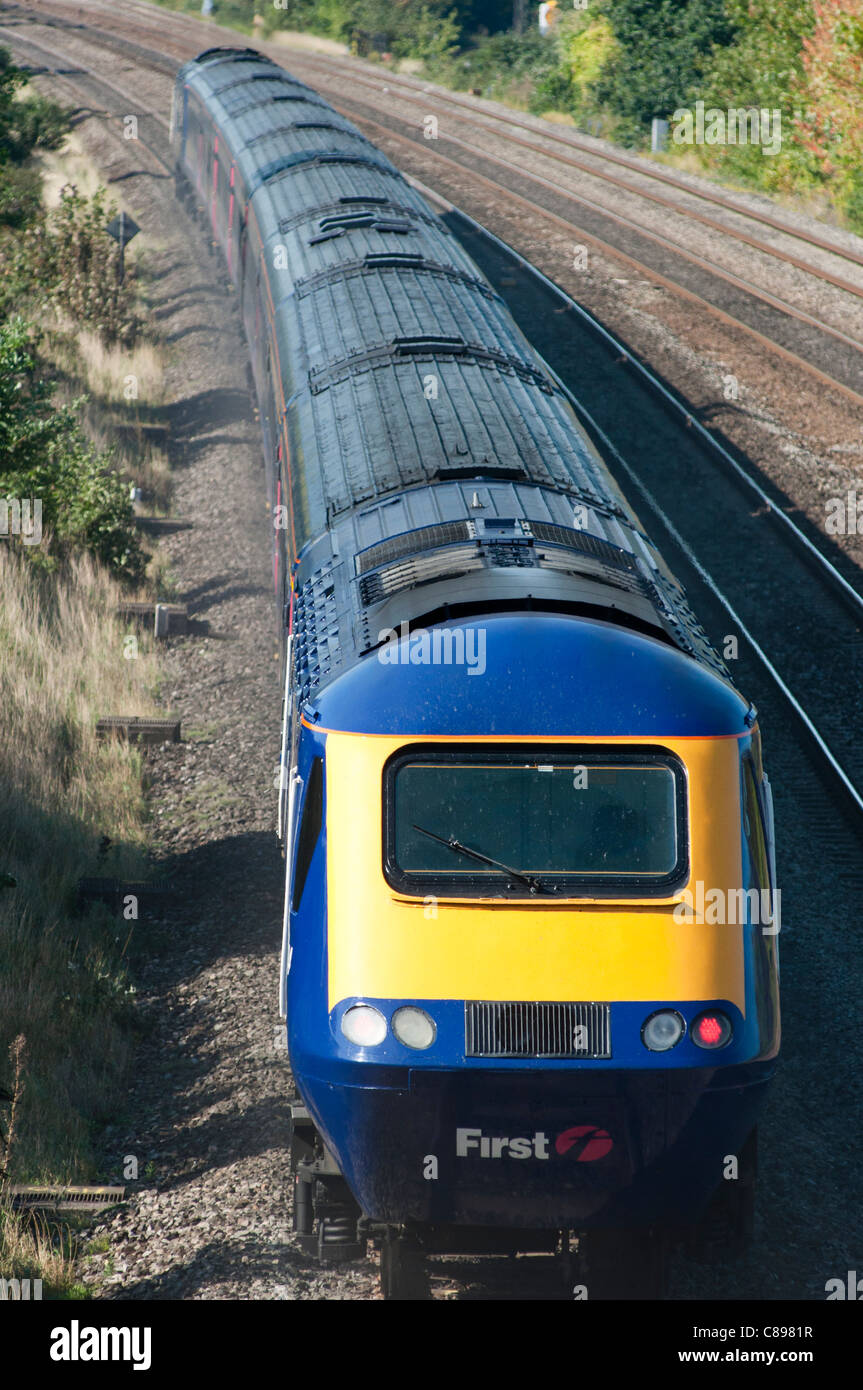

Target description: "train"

left=170, top=46, right=780, bottom=1299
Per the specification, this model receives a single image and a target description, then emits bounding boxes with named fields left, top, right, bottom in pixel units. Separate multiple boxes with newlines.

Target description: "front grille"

left=465, top=1001, right=611, bottom=1058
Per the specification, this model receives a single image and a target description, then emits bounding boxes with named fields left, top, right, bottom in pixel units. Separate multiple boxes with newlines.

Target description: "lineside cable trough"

left=116, top=600, right=190, bottom=638
left=95, top=716, right=181, bottom=744
left=8, top=1186, right=127, bottom=1214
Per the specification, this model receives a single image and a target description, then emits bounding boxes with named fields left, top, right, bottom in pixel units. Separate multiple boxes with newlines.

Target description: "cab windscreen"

left=383, top=744, right=688, bottom=898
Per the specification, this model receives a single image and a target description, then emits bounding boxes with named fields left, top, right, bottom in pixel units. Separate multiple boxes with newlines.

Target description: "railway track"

left=277, top=78, right=863, bottom=410
left=289, top=52, right=863, bottom=288
left=6, top=8, right=863, bottom=823
left=5, top=1, right=863, bottom=1301
left=437, top=202, right=863, bottom=828
left=19, top=0, right=863, bottom=277
left=11, top=0, right=863, bottom=412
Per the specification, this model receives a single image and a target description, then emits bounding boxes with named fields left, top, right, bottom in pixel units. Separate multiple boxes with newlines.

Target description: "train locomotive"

left=171, top=47, right=780, bottom=1299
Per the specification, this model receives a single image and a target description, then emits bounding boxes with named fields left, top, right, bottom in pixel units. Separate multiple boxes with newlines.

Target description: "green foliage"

left=396, top=4, right=462, bottom=62
left=427, top=29, right=556, bottom=97
left=695, top=0, right=817, bottom=192
left=0, top=162, right=42, bottom=230
left=354, top=0, right=462, bottom=60
left=149, top=0, right=260, bottom=31
left=0, top=49, right=70, bottom=229
left=841, top=170, right=863, bottom=235
left=161, top=0, right=465, bottom=59
left=796, top=0, right=863, bottom=227
left=593, top=0, right=736, bottom=142
left=0, top=317, right=145, bottom=582
left=269, top=0, right=462, bottom=60
left=1, top=94, right=71, bottom=167
left=6, top=186, right=140, bottom=347
left=529, top=11, right=618, bottom=120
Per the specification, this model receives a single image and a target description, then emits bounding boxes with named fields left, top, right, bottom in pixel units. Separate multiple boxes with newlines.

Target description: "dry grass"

left=538, top=110, right=577, bottom=126
left=0, top=1202, right=82, bottom=1293
left=53, top=321, right=172, bottom=512
left=0, top=548, right=160, bottom=1195
left=36, top=131, right=103, bottom=208
left=39, top=313, right=172, bottom=511
left=75, top=329, right=165, bottom=406
left=268, top=29, right=349, bottom=56
left=0, top=108, right=170, bottom=1296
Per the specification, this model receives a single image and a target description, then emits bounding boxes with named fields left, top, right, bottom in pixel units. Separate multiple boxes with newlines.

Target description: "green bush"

left=692, top=0, right=818, bottom=193
left=0, top=163, right=42, bottom=230
left=0, top=49, right=70, bottom=229
left=427, top=30, right=556, bottom=96
left=592, top=0, right=735, bottom=144
left=840, top=168, right=863, bottom=236
left=10, top=187, right=141, bottom=349
left=0, top=317, right=145, bottom=582
left=528, top=11, right=618, bottom=120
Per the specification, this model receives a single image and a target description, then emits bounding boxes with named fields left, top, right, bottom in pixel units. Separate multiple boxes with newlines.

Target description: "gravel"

left=56, top=103, right=381, bottom=1301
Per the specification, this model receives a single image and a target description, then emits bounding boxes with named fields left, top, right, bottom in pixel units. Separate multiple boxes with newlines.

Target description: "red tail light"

left=692, top=1010, right=732, bottom=1049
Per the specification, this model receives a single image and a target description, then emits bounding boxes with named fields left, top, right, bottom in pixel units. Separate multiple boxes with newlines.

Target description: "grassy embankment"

left=1, top=98, right=172, bottom=1294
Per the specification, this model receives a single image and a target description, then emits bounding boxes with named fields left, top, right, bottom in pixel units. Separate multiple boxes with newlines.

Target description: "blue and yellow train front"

left=285, top=612, right=779, bottom=1233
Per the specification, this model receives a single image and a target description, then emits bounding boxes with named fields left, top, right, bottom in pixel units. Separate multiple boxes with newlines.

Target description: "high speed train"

left=171, top=47, right=780, bottom=1299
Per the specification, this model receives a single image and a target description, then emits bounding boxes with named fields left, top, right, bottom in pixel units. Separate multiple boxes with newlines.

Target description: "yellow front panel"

left=324, top=731, right=745, bottom=1011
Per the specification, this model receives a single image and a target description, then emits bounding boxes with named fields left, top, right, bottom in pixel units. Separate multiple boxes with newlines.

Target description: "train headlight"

left=641, top=1009, right=685, bottom=1052
left=391, top=1006, right=436, bottom=1050
left=341, top=1004, right=387, bottom=1047
left=692, top=1010, right=732, bottom=1050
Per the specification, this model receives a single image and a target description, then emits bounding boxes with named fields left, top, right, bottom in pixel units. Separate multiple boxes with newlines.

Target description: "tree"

left=592, top=0, right=736, bottom=141
left=696, top=1, right=816, bottom=191
left=797, top=0, right=863, bottom=225
left=10, top=186, right=140, bottom=346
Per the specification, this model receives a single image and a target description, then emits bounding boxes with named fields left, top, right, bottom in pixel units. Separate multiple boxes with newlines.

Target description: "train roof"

left=177, top=50, right=736, bottom=710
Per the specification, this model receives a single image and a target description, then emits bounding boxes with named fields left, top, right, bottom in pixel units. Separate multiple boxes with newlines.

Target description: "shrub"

left=0, top=48, right=70, bottom=230
left=11, top=187, right=141, bottom=348
left=0, top=316, right=145, bottom=582
left=592, top=0, right=736, bottom=144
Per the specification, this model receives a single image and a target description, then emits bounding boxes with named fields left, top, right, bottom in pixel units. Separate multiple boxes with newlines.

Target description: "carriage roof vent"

left=309, top=215, right=414, bottom=245
left=363, top=252, right=428, bottom=269
left=393, top=334, right=468, bottom=355
left=195, top=47, right=266, bottom=63
left=253, top=150, right=392, bottom=190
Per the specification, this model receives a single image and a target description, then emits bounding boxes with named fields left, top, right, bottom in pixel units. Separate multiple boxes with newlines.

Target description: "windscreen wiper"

left=411, top=823, right=548, bottom=894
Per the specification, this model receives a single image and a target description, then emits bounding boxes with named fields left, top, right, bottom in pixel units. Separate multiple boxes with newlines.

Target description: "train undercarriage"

left=288, top=1101, right=757, bottom=1300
